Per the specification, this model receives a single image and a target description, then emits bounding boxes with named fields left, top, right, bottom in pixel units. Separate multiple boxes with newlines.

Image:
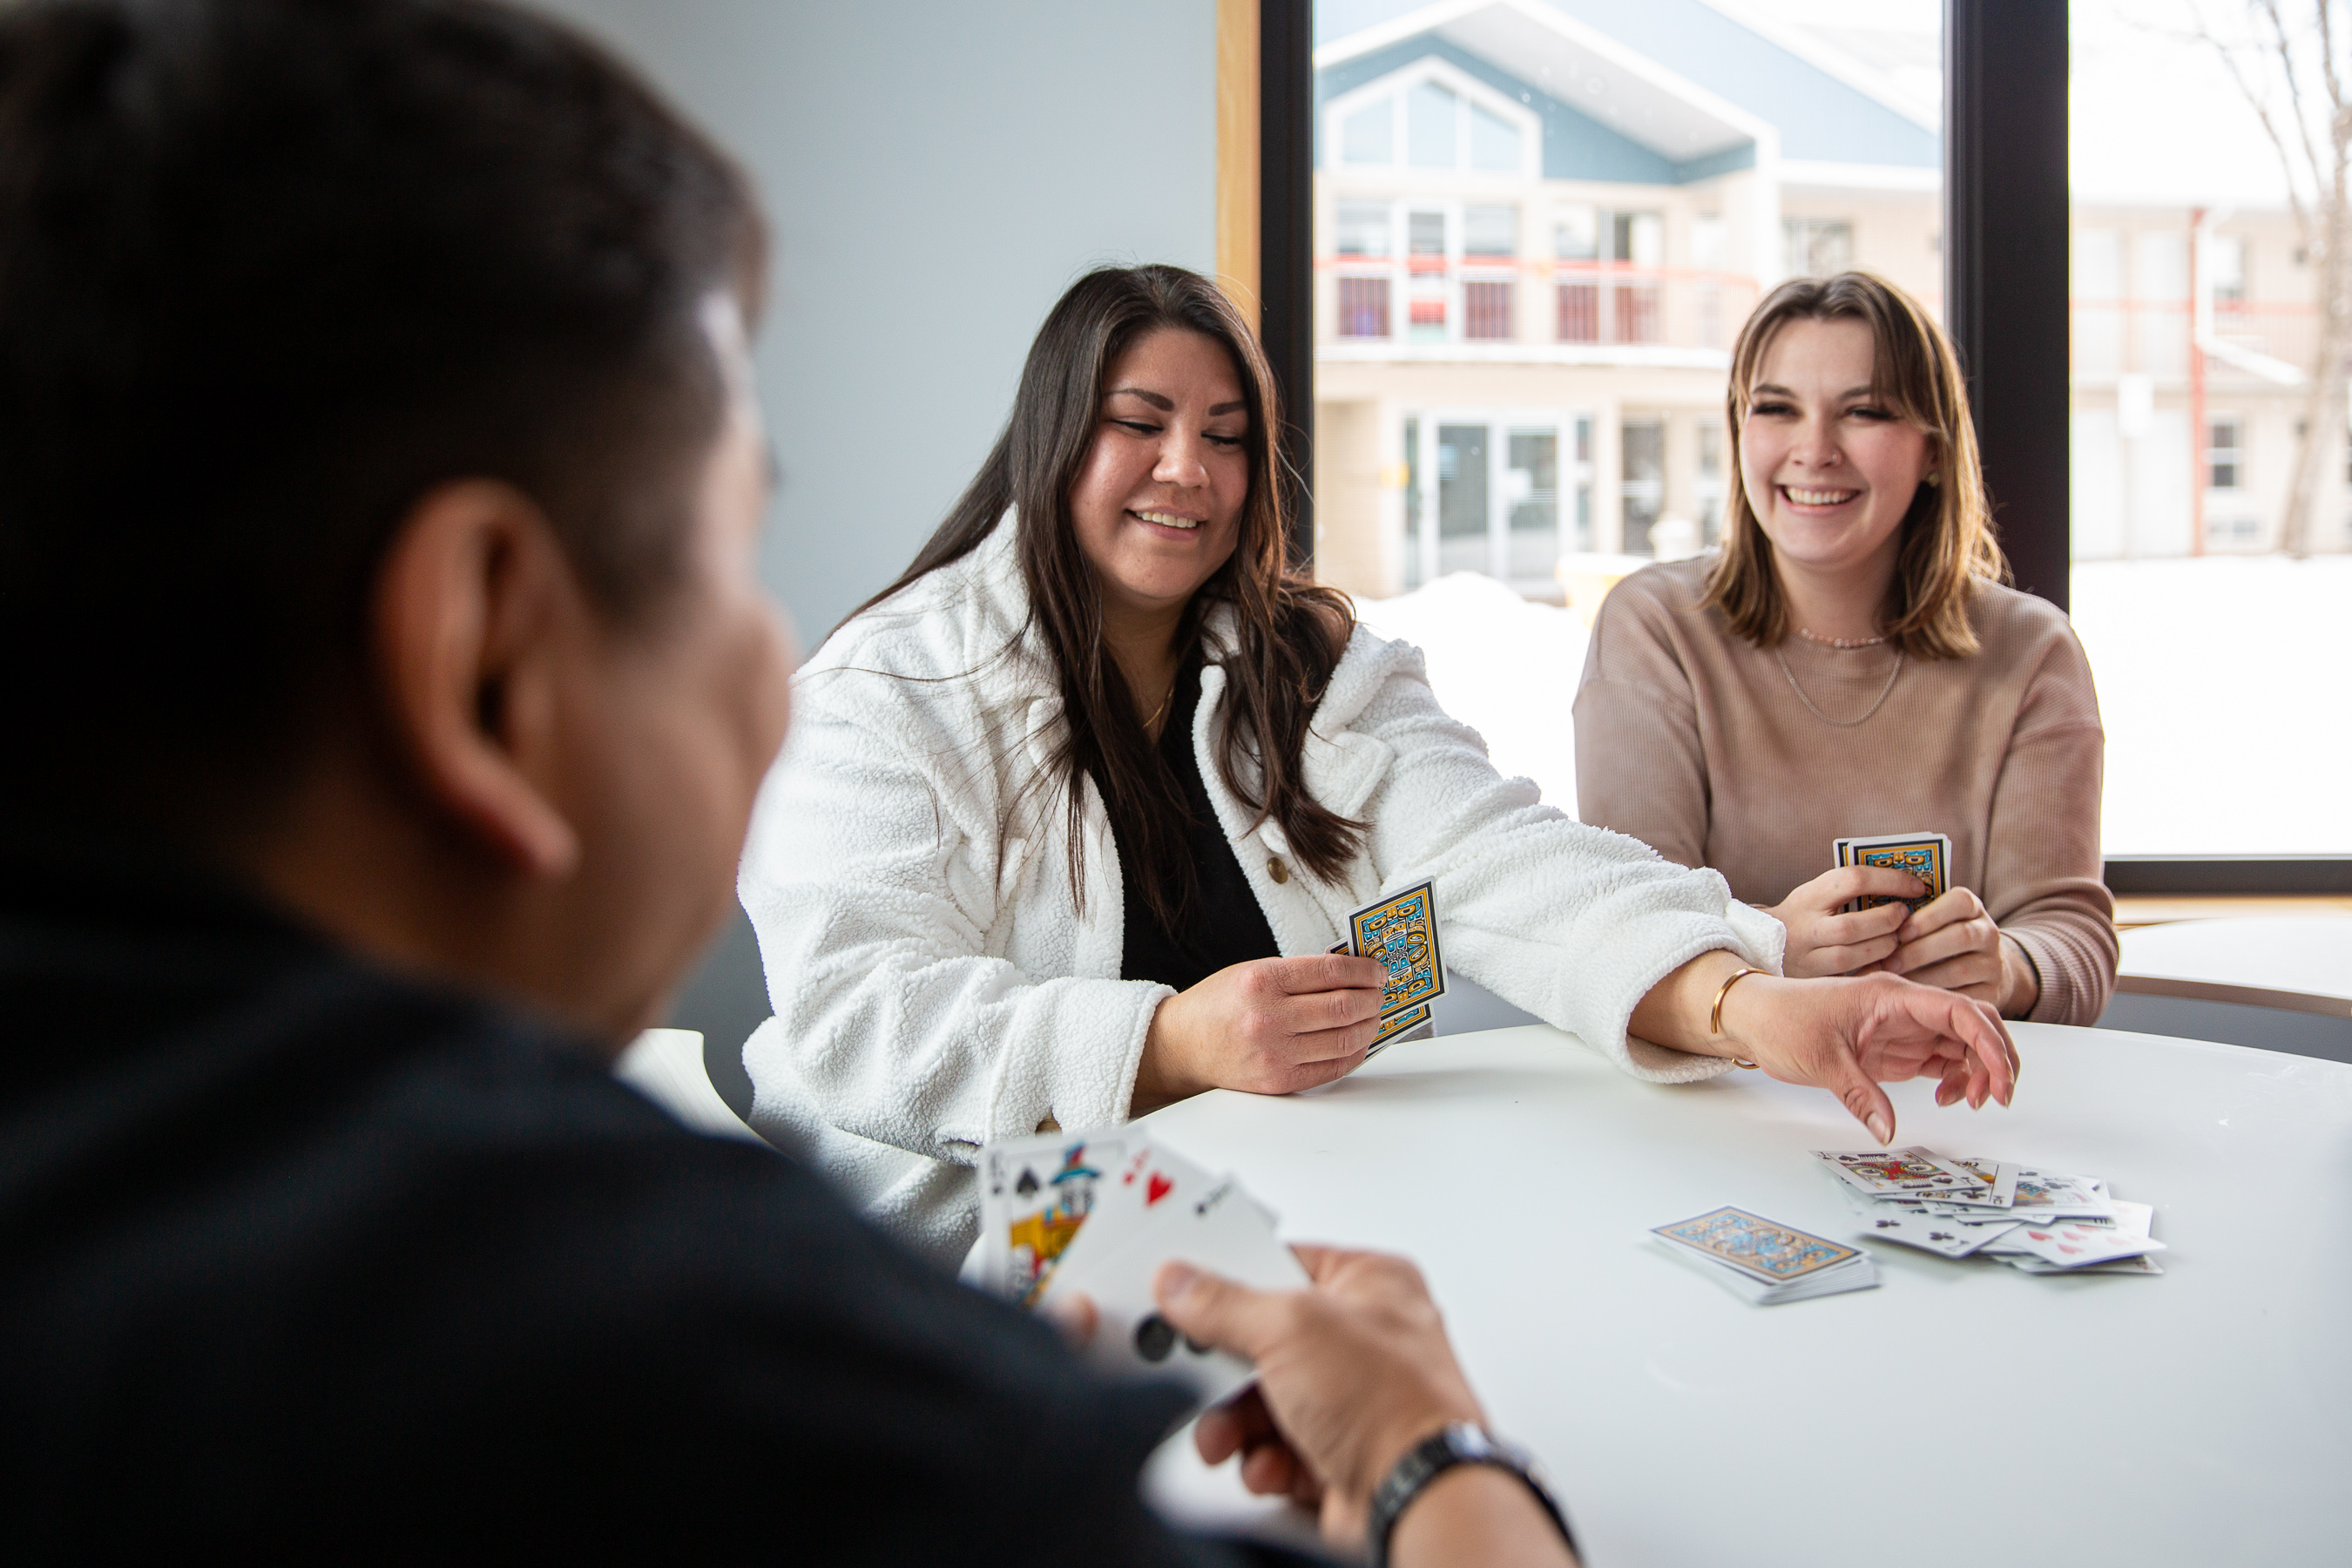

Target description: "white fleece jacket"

left=740, top=519, right=1784, bottom=1266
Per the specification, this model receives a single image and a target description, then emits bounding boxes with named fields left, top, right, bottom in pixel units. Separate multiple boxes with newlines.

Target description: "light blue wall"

left=524, top=1, right=1217, bottom=644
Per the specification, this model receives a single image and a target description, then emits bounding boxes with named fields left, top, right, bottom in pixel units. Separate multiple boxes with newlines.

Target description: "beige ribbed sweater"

left=1572, top=558, right=2115, bottom=1025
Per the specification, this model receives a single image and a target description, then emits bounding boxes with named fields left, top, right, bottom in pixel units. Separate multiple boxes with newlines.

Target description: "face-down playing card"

left=1347, top=882, right=1446, bottom=1017
left=1833, top=832, right=1950, bottom=913
left=1652, top=1206, right=1862, bottom=1287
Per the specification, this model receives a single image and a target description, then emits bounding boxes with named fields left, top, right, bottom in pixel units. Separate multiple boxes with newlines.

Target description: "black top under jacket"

left=0, top=835, right=1315, bottom=1564
left=1119, top=659, right=1283, bottom=994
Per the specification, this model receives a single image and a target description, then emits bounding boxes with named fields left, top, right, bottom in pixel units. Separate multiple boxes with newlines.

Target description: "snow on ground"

left=1359, top=558, right=2352, bottom=855
left=1355, top=574, right=1588, bottom=818
left=2072, top=555, right=2352, bottom=854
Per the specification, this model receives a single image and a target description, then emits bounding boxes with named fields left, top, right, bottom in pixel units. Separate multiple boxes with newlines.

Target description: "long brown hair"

left=855, top=265, right=1362, bottom=929
left=1703, top=270, right=2008, bottom=658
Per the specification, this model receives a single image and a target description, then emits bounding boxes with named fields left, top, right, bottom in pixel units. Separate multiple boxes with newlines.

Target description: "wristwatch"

left=1365, top=1421, right=1577, bottom=1568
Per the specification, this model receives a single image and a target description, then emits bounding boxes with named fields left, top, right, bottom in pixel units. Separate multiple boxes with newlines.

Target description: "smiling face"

left=1066, top=326, right=1251, bottom=625
left=1739, top=315, right=1935, bottom=584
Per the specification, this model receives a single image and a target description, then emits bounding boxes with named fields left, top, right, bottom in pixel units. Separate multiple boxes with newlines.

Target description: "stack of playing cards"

left=1833, top=830, right=1950, bottom=911
left=972, top=1128, right=1308, bottom=1408
left=1650, top=1206, right=1879, bottom=1304
left=1816, top=1146, right=2167, bottom=1275
left=1329, top=880, right=1447, bottom=1058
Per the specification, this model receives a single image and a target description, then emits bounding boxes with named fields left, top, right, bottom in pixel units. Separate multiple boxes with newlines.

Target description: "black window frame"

left=1262, top=0, right=2350, bottom=895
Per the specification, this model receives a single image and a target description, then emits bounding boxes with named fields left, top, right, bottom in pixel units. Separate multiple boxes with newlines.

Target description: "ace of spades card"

left=1833, top=831, right=1951, bottom=913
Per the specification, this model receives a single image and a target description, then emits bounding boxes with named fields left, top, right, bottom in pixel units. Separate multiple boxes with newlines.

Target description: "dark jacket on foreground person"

left=0, top=838, right=1307, bottom=1563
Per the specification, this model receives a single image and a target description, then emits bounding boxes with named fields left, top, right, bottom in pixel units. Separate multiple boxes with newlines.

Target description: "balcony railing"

left=1323, top=256, right=1755, bottom=352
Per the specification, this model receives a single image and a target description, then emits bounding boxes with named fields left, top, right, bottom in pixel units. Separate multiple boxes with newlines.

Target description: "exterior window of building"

left=1555, top=204, right=1599, bottom=344
left=1620, top=418, right=1665, bottom=555
left=1469, top=101, right=1520, bottom=171
left=2073, top=226, right=2123, bottom=375
left=1336, top=201, right=1390, bottom=257
left=2209, top=234, right=2247, bottom=304
left=1555, top=206, right=1599, bottom=260
left=1436, top=424, right=1489, bottom=575
left=1408, top=81, right=1456, bottom=167
left=1342, top=97, right=1393, bottom=165
left=1464, top=205, right=1517, bottom=257
left=1505, top=430, right=1558, bottom=578
left=2207, top=417, right=2242, bottom=490
left=1784, top=217, right=1852, bottom=277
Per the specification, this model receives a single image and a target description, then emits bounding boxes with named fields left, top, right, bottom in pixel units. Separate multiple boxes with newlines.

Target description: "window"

left=1554, top=206, right=1598, bottom=261
left=1469, top=102, right=1520, bottom=171
left=1335, top=201, right=1390, bottom=258
left=1785, top=217, right=1852, bottom=277
left=1464, top=205, right=1517, bottom=257
left=2207, top=417, right=2242, bottom=490
left=1342, top=98, right=1392, bottom=165
left=1307, top=0, right=1942, bottom=758
left=1408, top=82, right=1456, bottom=168
left=2070, top=0, right=2352, bottom=852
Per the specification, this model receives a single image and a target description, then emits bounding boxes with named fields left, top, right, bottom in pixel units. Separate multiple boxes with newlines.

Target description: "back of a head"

left=0, top=0, right=762, bottom=837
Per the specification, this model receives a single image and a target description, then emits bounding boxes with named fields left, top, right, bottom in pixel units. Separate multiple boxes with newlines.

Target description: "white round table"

left=1136, top=1022, right=2352, bottom=1566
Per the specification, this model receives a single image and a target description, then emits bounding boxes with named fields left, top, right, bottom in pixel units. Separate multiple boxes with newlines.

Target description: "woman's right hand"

left=1132, top=954, right=1389, bottom=1113
left=1761, top=866, right=1929, bottom=977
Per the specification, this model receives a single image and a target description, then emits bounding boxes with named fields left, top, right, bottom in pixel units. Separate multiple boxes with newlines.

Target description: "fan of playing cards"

left=1816, top=1146, right=2166, bottom=1275
left=971, top=1128, right=1308, bottom=1409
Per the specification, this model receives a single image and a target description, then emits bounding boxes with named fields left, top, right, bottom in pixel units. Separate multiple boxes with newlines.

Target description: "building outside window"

left=1784, top=216, right=1853, bottom=277
left=2207, top=417, right=2243, bottom=490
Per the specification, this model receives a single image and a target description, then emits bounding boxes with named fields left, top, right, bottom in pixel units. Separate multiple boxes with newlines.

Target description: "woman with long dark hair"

left=740, top=265, right=2016, bottom=1262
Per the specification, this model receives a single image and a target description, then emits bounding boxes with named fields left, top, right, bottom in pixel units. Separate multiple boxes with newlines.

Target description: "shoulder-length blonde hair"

left=1702, top=270, right=2008, bottom=659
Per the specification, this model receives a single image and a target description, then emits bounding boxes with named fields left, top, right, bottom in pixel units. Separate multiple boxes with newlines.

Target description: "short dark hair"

left=0, top=0, right=764, bottom=829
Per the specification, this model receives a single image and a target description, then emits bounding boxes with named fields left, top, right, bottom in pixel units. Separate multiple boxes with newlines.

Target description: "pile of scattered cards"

left=1650, top=1206, right=1879, bottom=1303
left=1330, top=879, right=1447, bottom=1057
left=972, top=1128, right=1306, bottom=1406
left=1816, top=1146, right=2166, bottom=1275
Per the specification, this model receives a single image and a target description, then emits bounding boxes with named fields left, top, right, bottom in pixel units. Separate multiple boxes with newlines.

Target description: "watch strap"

left=1366, top=1421, right=1576, bottom=1568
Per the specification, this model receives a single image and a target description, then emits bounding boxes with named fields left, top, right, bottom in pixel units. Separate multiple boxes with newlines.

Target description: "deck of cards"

left=1834, top=830, right=1950, bottom=912
left=1818, top=1146, right=2166, bottom=1275
left=1330, top=879, right=1447, bottom=1058
left=1650, top=1206, right=1879, bottom=1304
left=973, top=1128, right=1308, bottom=1409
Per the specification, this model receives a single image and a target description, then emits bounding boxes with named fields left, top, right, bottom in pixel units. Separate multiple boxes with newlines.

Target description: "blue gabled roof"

left=1318, top=36, right=1755, bottom=184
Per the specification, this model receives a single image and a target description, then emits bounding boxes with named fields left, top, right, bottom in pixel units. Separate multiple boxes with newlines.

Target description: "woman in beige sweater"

left=1575, top=272, right=2114, bottom=1025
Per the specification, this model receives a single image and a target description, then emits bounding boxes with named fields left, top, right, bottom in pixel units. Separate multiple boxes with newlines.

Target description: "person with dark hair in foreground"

left=0, top=0, right=1574, bottom=1561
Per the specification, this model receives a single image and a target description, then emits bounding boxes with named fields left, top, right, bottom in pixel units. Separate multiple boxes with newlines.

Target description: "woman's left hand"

left=1877, top=888, right=2038, bottom=1017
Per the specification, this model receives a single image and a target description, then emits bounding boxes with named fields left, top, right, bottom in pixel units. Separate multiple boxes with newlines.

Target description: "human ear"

left=369, top=479, right=583, bottom=879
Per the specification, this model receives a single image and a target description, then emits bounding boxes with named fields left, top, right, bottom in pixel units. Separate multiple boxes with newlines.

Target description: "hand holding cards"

left=1331, top=880, right=1448, bottom=1060
left=1833, top=831, right=1950, bottom=912
left=977, top=1128, right=1306, bottom=1408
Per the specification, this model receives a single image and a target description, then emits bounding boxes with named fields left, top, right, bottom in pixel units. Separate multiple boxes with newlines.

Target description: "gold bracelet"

left=1709, top=965, right=1763, bottom=1067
